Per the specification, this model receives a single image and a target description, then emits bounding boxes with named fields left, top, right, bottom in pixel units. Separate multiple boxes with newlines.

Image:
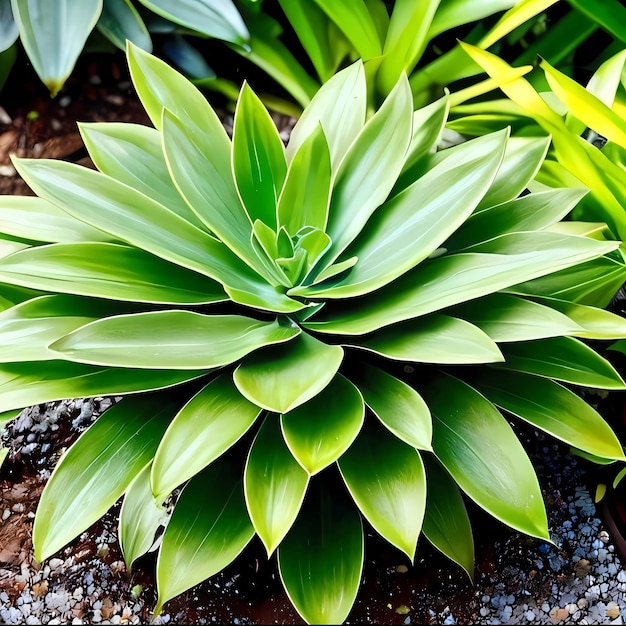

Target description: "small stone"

left=2, top=509, right=10, bottom=521
left=578, top=599, right=589, bottom=609
left=395, top=605, right=410, bottom=615
left=566, top=603, right=578, bottom=614
left=606, top=603, right=621, bottom=619
left=618, top=571, right=626, bottom=583
left=550, top=607, right=570, bottom=624
left=48, top=558, right=64, bottom=570
left=96, top=543, right=109, bottom=559
left=32, top=580, right=48, bottom=598
left=480, top=608, right=490, bottom=617
left=525, top=610, right=536, bottom=621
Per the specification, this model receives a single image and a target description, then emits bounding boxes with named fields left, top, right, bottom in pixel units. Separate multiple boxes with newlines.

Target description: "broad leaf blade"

left=152, top=373, right=262, bottom=502
left=51, top=312, right=300, bottom=370
left=33, top=393, right=176, bottom=561
left=97, top=0, right=151, bottom=51
left=155, top=456, right=255, bottom=615
left=281, top=375, right=364, bottom=475
left=472, top=369, right=625, bottom=461
left=234, top=333, right=343, bottom=414
left=244, top=416, right=309, bottom=556
left=339, top=420, right=427, bottom=560
left=350, top=363, right=431, bottom=450
left=423, top=374, right=549, bottom=540
left=11, top=0, right=102, bottom=96
left=119, top=461, right=167, bottom=569
left=278, top=485, right=364, bottom=625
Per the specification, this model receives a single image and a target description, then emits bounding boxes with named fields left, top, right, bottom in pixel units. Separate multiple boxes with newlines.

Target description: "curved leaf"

left=155, top=456, right=255, bottom=615
left=472, top=369, right=625, bottom=461
left=234, top=332, right=343, bottom=414
left=422, top=456, right=474, bottom=579
left=244, top=416, right=309, bottom=556
left=51, top=312, right=300, bottom=369
left=338, top=420, right=426, bottom=560
left=278, top=485, right=364, bottom=625
left=350, top=363, right=431, bottom=450
left=136, top=0, right=248, bottom=45
left=0, top=361, right=204, bottom=414
left=0, top=242, right=226, bottom=304
left=499, top=337, right=626, bottom=389
left=97, top=0, right=151, bottom=51
left=0, top=0, right=18, bottom=52
left=232, top=83, right=287, bottom=229
left=152, top=373, right=262, bottom=502
left=281, top=375, right=364, bottom=475
left=119, top=461, right=167, bottom=569
left=33, top=393, right=176, bottom=561
left=11, top=0, right=102, bottom=96
left=423, top=374, right=549, bottom=540
left=352, top=314, right=503, bottom=364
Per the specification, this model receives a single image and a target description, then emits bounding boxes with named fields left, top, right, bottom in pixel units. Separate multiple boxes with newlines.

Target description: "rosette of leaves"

left=3, top=43, right=626, bottom=624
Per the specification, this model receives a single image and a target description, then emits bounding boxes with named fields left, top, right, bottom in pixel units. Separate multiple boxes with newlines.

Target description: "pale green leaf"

left=244, top=416, right=309, bottom=556
left=97, top=0, right=151, bottom=51
left=0, top=447, right=8, bottom=468
left=33, top=394, right=176, bottom=561
left=428, top=0, right=516, bottom=38
left=338, top=420, right=426, bottom=560
left=586, top=48, right=626, bottom=108
left=305, top=233, right=618, bottom=335
left=155, top=457, right=254, bottom=615
left=232, top=83, right=287, bottom=230
left=152, top=373, right=261, bottom=502
left=352, top=314, right=503, bottom=364
left=0, top=361, right=204, bottom=414
left=277, top=124, right=331, bottom=235
left=281, top=375, right=364, bottom=475
left=119, top=461, right=167, bottom=569
left=286, top=60, right=366, bottom=173
left=278, top=486, right=364, bottom=625
left=293, top=130, right=507, bottom=299
left=450, top=293, right=582, bottom=342
left=472, top=369, right=625, bottom=461
left=136, top=0, right=248, bottom=44
left=499, top=336, right=626, bottom=389
left=423, top=374, right=549, bottom=540
left=11, top=0, right=102, bottom=96
left=0, top=242, right=227, bottom=304
left=350, top=363, right=431, bottom=450
left=234, top=333, right=343, bottom=414
left=0, top=0, right=18, bottom=52
left=51, top=312, right=300, bottom=370
left=422, top=456, right=474, bottom=579
left=0, top=196, right=111, bottom=243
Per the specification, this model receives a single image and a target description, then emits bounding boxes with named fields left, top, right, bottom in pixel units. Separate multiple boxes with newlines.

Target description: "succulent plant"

left=2, top=42, right=626, bottom=624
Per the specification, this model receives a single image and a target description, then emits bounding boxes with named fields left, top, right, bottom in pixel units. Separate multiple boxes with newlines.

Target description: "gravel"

left=2, top=400, right=626, bottom=624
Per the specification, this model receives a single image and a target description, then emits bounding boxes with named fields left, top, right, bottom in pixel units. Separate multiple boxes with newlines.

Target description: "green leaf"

left=79, top=122, right=203, bottom=228
left=475, top=136, right=550, bottom=211
left=312, top=0, right=382, bottom=59
left=0, top=361, right=204, bottom=414
left=232, top=83, right=287, bottom=230
left=119, top=461, right=167, bottom=569
left=0, top=1, right=18, bottom=52
left=97, top=0, right=151, bottom=52
left=278, top=485, right=364, bottom=625
left=277, top=125, right=331, bottom=235
left=565, top=0, right=626, bottom=44
left=244, top=416, right=309, bottom=556
left=51, top=312, right=300, bottom=370
left=305, top=233, right=618, bottom=335
left=498, top=337, right=626, bottom=390
left=338, top=420, right=426, bottom=560
left=446, top=188, right=587, bottom=250
left=11, top=0, right=102, bottom=96
left=449, top=294, right=582, bottom=342
left=281, top=375, right=364, bottom=475
left=472, top=369, right=625, bottom=461
left=423, top=374, right=549, bottom=540
left=534, top=297, right=626, bottom=339
left=234, top=333, right=343, bottom=414
left=428, top=0, right=516, bottom=38
left=151, top=373, right=262, bottom=502
left=350, top=363, right=431, bottom=450
left=0, top=446, right=8, bottom=467
left=321, top=73, right=413, bottom=267
left=286, top=60, right=366, bottom=174
left=293, top=130, right=507, bottom=298
left=422, top=456, right=474, bottom=579
left=352, top=314, right=503, bottom=364
left=0, top=195, right=112, bottom=243
left=155, top=456, right=255, bottom=615
left=136, top=0, right=248, bottom=45
left=0, top=242, right=226, bottom=304
left=33, top=394, right=176, bottom=561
